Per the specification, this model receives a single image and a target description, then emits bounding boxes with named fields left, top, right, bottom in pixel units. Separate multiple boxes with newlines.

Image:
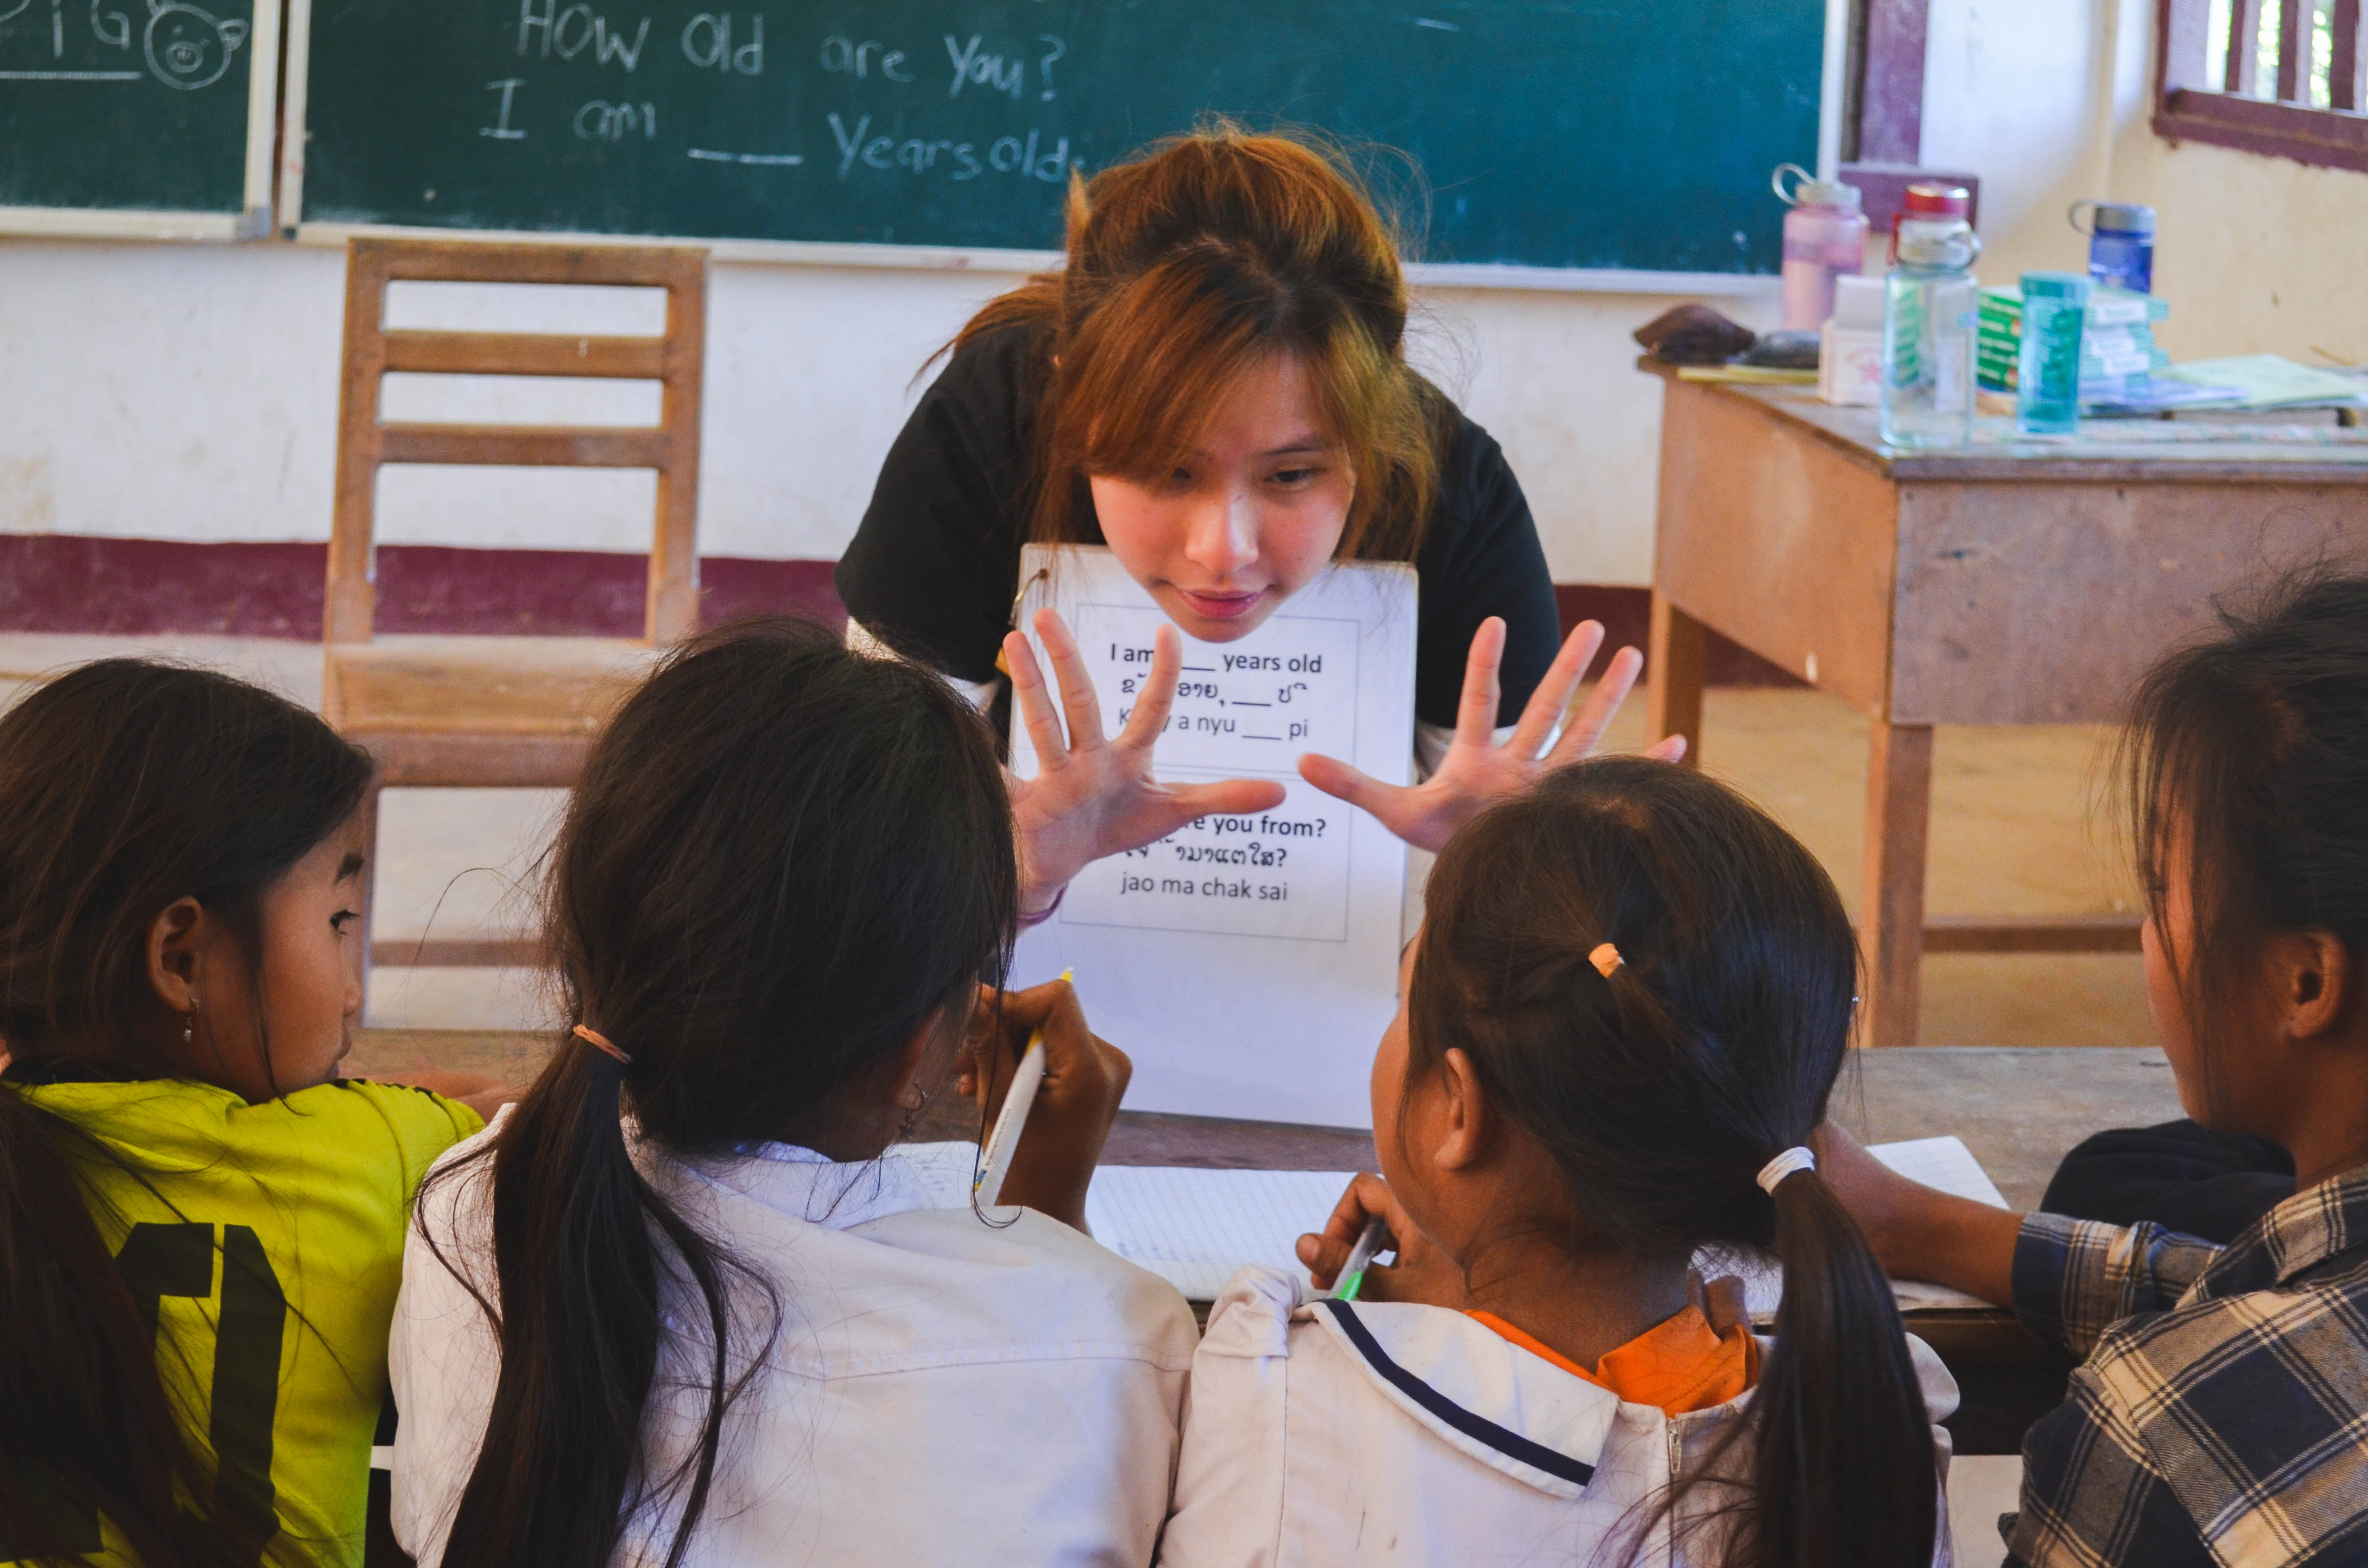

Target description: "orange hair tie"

left=572, top=1024, right=632, bottom=1065
left=1589, top=943, right=1624, bottom=978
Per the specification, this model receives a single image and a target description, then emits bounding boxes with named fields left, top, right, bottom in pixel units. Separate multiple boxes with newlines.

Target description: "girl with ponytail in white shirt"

left=1162, top=758, right=1959, bottom=1568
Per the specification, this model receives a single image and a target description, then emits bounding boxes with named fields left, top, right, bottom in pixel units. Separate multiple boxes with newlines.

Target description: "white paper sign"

left=1008, top=546, right=1416, bottom=1126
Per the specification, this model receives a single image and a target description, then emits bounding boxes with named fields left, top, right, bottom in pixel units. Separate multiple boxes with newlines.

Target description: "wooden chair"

left=325, top=238, right=707, bottom=1011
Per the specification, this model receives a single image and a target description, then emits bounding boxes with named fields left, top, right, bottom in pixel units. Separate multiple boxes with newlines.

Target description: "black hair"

left=430, top=618, right=1019, bottom=1568
left=0, top=659, right=373, bottom=1566
left=2124, top=566, right=2368, bottom=1098
left=1409, top=757, right=1936, bottom=1568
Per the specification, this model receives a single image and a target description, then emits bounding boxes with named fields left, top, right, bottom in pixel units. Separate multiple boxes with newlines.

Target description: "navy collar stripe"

left=1321, top=1298, right=1597, bottom=1488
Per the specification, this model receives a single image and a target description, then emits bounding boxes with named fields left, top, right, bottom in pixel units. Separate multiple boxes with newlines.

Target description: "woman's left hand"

left=1005, top=608, right=1287, bottom=917
left=1298, top=616, right=1687, bottom=853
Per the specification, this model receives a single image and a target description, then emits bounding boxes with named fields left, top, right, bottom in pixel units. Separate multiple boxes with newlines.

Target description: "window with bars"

left=2156, top=0, right=2368, bottom=170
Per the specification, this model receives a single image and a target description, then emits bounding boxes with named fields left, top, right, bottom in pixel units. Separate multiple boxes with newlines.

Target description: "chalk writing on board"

left=680, top=12, right=762, bottom=74
left=0, top=0, right=244, bottom=88
left=515, top=0, right=648, bottom=69
left=438, top=4, right=1088, bottom=192
left=687, top=144, right=802, bottom=164
left=480, top=77, right=527, bottom=138
left=826, top=110, right=1073, bottom=183
left=819, top=35, right=912, bottom=81
left=575, top=99, right=656, bottom=139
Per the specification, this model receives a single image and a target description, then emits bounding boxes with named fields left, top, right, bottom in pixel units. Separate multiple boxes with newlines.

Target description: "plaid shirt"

left=2001, top=1165, right=2368, bottom=1568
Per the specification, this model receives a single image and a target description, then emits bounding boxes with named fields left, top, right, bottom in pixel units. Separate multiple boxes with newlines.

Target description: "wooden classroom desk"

left=1640, top=360, right=2368, bottom=1047
left=350, top=1035, right=2184, bottom=1456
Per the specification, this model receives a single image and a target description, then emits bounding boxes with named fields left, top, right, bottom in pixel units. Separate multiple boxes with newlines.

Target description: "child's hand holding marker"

left=959, top=974, right=1131, bottom=1232
left=1295, top=1172, right=1465, bottom=1307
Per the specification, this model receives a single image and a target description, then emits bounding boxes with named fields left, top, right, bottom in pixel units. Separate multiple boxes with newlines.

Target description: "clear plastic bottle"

left=1774, top=163, right=1869, bottom=332
left=2016, top=272, right=2090, bottom=436
left=1879, top=183, right=1981, bottom=449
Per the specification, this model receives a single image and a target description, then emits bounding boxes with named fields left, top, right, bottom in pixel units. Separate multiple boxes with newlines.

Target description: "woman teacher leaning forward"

left=837, top=126, right=1682, bottom=919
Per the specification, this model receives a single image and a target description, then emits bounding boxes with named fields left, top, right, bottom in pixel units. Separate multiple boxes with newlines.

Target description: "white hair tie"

left=1755, top=1146, right=1817, bottom=1195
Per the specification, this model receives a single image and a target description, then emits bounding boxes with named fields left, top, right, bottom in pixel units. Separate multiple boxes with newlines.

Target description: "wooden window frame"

left=2155, top=0, right=2368, bottom=173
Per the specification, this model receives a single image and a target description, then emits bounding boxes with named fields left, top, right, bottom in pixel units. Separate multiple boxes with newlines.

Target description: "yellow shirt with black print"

left=2, top=1072, right=481, bottom=1566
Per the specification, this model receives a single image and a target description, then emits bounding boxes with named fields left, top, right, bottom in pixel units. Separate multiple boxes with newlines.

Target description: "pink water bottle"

left=1773, top=164, right=1869, bottom=332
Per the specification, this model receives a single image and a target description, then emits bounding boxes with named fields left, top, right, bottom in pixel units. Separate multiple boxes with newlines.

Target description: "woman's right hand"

left=1296, top=1171, right=1465, bottom=1308
left=1004, top=608, right=1286, bottom=917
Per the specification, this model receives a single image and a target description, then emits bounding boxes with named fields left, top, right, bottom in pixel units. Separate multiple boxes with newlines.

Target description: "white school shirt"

left=389, top=1119, right=1199, bottom=1567
left=1159, top=1267, right=1963, bottom=1568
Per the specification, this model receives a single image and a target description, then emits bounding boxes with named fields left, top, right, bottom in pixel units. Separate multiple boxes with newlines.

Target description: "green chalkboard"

left=0, top=0, right=261, bottom=217
left=297, top=0, right=1822, bottom=274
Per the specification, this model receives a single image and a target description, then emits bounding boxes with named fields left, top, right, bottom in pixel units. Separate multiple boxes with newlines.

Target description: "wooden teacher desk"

left=1640, top=361, right=2368, bottom=1048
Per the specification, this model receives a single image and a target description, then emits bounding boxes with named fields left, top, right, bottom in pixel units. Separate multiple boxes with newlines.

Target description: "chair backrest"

left=327, top=238, right=709, bottom=647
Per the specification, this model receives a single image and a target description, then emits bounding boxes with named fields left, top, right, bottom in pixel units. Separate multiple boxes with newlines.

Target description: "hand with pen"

left=1295, top=1172, right=1468, bottom=1307
left=957, top=975, right=1130, bottom=1233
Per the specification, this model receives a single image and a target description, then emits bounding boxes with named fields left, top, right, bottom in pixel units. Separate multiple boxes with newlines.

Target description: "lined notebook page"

left=1872, top=1135, right=2010, bottom=1210
left=1084, top=1167, right=1358, bottom=1301
left=893, top=1137, right=2011, bottom=1312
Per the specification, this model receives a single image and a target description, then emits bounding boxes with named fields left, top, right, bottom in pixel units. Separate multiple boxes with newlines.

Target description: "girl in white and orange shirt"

left=1162, top=757, right=1960, bottom=1568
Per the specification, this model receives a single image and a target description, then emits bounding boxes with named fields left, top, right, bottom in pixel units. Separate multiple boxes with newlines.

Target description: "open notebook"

left=893, top=1135, right=2009, bottom=1311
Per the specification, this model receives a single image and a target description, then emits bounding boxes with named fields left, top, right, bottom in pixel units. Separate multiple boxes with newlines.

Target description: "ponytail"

left=0, top=1090, right=274, bottom=1567
left=436, top=1044, right=745, bottom=1568
left=1409, top=758, right=1941, bottom=1568
left=425, top=621, right=1018, bottom=1565
left=1737, top=1166, right=1937, bottom=1568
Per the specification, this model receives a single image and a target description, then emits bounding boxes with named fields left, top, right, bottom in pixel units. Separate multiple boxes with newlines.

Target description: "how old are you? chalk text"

left=475, top=0, right=1080, bottom=192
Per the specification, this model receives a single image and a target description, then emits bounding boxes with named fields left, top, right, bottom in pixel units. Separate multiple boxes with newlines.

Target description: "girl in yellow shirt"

left=0, top=660, right=492, bottom=1568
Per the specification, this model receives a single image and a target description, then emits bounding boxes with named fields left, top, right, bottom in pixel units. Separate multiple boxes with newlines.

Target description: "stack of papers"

left=2155, top=353, right=2368, bottom=411
left=892, top=1136, right=2012, bottom=1315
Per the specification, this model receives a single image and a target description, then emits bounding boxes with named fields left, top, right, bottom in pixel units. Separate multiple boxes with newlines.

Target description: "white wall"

left=0, top=235, right=1773, bottom=587
left=1920, top=0, right=2367, bottom=363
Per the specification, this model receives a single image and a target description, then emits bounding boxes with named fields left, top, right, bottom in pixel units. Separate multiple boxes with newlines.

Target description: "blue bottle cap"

left=2071, top=200, right=2156, bottom=236
left=2092, top=202, right=2155, bottom=235
left=2022, top=271, right=2092, bottom=300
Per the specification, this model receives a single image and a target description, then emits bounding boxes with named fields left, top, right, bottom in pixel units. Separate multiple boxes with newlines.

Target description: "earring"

left=184, top=994, right=201, bottom=1048
left=895, top=1081, right=933, bottom=1142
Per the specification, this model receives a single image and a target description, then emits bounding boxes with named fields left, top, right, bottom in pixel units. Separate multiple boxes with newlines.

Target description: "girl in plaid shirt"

left=1823, top=568, right=2368, bottom=1568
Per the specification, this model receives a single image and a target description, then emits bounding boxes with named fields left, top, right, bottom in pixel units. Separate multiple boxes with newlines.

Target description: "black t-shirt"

left=835, top=324, right=1560, bottom=730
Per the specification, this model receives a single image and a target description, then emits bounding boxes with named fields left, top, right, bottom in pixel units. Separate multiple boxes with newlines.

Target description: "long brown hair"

left=1409, top=759, right=1937, bottom=1568
left=0, top=660, right=372, bottom=1567
left=429, top=620, right=1019, bottom=1568
left=958, top=121, right=1445, bottom=561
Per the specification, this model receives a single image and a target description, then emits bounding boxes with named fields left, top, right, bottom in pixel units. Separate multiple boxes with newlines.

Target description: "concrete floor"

left=2, top=629, right=2153, bottom=1046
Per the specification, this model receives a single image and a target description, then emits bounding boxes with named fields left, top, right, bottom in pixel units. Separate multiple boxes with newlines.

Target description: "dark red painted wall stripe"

left=0, top=534, right=1796, bottom=686
left=0, top=535, right=845, bottom=640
